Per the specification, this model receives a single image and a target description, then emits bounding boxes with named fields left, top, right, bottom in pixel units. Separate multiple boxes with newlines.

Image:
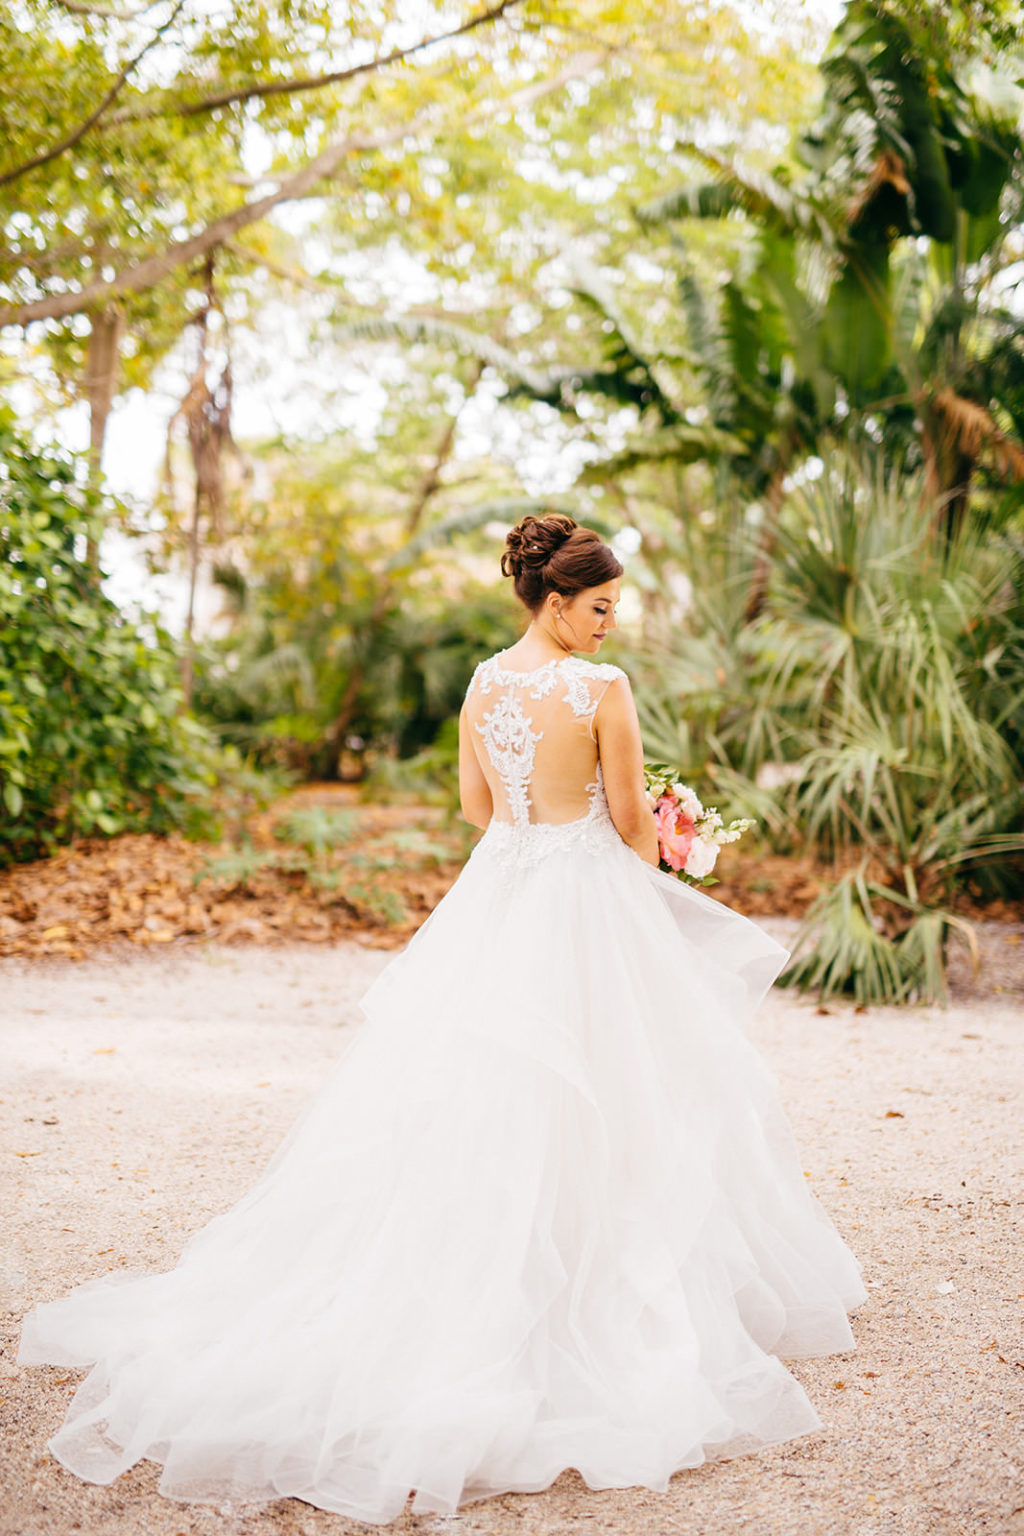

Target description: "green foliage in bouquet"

left=0, top=416, right=233, bottom=863
left=643, top=761, right=756, bottom=887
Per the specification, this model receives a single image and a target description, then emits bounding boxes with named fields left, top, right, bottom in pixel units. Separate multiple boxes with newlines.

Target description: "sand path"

left=2, top=933, right=1022, bottom=1536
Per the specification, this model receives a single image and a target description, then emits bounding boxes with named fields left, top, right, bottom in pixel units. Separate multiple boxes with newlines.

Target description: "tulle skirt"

left=19, top=815, right=866, bottom=1523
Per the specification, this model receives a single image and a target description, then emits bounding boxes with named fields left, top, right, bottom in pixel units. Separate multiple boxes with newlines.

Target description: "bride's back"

left=463, top=652, right=625, bottom=827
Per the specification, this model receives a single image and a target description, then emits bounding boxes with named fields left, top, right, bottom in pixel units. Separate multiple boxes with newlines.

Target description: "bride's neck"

left=506, top=616, right=574, bottom=665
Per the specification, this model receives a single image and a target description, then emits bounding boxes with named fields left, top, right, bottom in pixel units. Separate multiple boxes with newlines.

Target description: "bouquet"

left=644, top=762, right=755, bottom=886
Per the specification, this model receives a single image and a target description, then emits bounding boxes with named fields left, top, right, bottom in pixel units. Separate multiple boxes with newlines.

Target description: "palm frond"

left=781, top=866, right=915, bottom=1004
left=639, top=145, right=836, bottom=249
left=230, top=642, right=317, bottom=711
left=578, top=425, right=748, bottom=482
left=385, top=501, right=577, bottom=571
left=930, top=387, right=1024, bottom=481
left=333, top=312, right=554, bottom=397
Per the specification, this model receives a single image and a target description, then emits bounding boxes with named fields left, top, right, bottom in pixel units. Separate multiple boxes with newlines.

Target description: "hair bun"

left=501, top=514, right=578, bottom=580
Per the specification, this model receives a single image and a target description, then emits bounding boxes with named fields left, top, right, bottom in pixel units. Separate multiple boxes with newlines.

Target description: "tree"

left=455, top=0, right=1024, bottom=617
left=0, top=0, right=534, bottom=502
left=190, top=418, right=527, bottom=774
left=1, top=0, right=825, bottom=462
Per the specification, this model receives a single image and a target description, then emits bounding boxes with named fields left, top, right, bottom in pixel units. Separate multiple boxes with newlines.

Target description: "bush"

left=0, top=416, right=227, bottom=863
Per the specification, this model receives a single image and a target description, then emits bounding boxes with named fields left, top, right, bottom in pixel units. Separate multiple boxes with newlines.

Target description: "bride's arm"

left=458, top=706, right=493, bottom=829
left=594, top=678, right=659, bottom=866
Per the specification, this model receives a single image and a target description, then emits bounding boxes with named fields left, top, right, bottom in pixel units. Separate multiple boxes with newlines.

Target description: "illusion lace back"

left=462, top=652, right=625, bottom=866
left=19, top=650, right=867, bottom=1525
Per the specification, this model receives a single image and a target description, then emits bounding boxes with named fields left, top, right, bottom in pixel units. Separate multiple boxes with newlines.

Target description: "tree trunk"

left=84, top=305, right=124, bottom=571
left=180, top=485, right=202, bottom=707
left=403, top=360, right=484, bottom=538
left=920, top=400, right=973, bottom=549
left=324, top=367, right=484, bottom=765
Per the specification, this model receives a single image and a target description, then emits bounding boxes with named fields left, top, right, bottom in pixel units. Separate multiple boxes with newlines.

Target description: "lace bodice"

left=463, top=651, right=627, bottom=869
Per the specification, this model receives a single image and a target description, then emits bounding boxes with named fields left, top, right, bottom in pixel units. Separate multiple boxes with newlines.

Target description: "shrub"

left=0, top=416, right=225, bottom=863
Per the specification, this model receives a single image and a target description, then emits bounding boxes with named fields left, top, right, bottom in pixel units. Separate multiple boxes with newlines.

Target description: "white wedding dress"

left=19, top=652, right=866, bottom=1523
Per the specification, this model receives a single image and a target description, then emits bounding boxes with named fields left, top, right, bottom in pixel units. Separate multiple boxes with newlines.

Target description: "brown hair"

left=501, top=514, right=623, bottom=612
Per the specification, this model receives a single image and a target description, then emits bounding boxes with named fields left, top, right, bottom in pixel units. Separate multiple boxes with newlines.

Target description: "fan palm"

left=753, top=453, right=1024, bottom=1002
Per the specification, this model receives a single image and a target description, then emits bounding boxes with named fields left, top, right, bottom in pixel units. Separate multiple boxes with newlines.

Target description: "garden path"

left=2, top=933, right=1022, bottom=1536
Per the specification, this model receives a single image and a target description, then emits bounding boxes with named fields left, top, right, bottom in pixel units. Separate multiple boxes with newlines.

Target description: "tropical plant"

left=426, top=0, right=1024, bottom=621
left=744, top=454, right=1022, bottom=1002
left=190, top=434, right=522, bottom=774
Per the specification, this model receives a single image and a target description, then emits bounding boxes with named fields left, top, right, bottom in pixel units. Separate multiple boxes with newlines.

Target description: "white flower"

left=684, top=838, right=719, bottom=880
left=673, top=785, right=702, bottom=821
left=723, top=818, right=756, bottom=844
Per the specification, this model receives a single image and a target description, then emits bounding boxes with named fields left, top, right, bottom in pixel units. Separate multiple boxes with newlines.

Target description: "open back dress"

left=19, top=650, right=866, bottom=1523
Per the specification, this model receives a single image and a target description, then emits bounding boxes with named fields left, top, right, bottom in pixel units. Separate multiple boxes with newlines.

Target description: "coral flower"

left=653, top=795, right=697, bottom=872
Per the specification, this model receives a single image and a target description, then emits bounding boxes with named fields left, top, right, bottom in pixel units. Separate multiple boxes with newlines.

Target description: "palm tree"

left=484, top=0, right=1024, bottom=608
left=639, top=0, right=1024, bottom=537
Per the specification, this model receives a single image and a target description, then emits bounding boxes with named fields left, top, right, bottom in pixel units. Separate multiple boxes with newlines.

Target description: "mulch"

left=2, top=783, right=1021, bottom=963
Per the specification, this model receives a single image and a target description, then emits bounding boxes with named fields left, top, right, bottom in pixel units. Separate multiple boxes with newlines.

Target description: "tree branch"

left=404, top=360, right=484, bottom=538
left=108, top=0, right=525, bottom=124
left=53, top=0, right=153, bottom=16
left=0, top=0, right=186, bottom=192
left=1, top=116, right=431, bottom=327
left=0, top=50, right=605, bottom=329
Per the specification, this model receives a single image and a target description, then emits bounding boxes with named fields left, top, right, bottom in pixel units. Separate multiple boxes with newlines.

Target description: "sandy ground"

left=1, top=926, right=1023, bottom=1536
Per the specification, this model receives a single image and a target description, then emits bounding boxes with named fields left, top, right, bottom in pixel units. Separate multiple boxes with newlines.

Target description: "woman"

left=19, top=514, right=865, bottom=1524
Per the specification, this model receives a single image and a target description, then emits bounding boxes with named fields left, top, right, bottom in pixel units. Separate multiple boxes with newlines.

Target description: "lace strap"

left=563, top=662, right=627, bottom=741
left=464, top=659, right=486, bottom=702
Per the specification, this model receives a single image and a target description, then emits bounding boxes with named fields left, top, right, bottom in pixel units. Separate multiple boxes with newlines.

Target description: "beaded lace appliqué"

left=474, top=689, right=542, bottom=827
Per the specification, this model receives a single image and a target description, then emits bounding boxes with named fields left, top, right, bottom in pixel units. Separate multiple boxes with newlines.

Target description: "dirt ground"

left=2, top=924, right=1023, bottom=1536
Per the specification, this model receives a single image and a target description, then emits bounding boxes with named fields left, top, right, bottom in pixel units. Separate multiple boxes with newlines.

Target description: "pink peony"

left=653, top=795, right=697, bottom=872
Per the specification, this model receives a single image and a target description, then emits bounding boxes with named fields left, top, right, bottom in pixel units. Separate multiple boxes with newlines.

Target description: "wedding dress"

left=19, top=651, right=866, bottom=1524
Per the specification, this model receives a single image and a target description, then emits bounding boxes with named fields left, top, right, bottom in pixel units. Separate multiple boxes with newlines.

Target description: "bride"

left=19, top=514, right=866, bottom=1524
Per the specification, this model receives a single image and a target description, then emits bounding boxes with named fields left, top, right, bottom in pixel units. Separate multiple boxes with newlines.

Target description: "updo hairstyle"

left=501, top=514, right=623, bottom=612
